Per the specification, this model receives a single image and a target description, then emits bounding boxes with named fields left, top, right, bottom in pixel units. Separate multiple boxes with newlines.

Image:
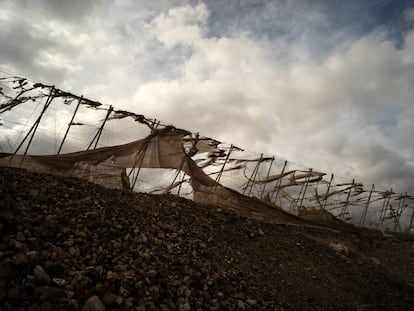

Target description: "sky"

left=1, top=0, right=414, bottom=193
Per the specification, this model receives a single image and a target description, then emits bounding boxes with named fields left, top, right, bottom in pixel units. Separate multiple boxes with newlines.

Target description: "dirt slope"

left=1, top=167, right=414, bottom=310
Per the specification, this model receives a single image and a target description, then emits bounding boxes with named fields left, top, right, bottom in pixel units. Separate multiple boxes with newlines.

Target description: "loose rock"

left=0, top=167, right=413, bottom=311
left=34, top=265, right=51, bottom=283
left=82, top=295, right=105, bottom=311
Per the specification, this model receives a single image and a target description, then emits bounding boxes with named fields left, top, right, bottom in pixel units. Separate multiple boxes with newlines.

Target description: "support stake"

left=408, top=206, right=414, bottom=233
left=131, top=142, right=150, bottom=189
left=271, top=160, right=288, bottom=203
left=359, top=184, right=374, bottom=226
left=243, top=153, right=263, bottom=196
left=169, top=133, right=199, bottom=195
left=340, top=179, right=354, bottom=220
left=14, top=86, right=55, bottom=155
left=378, top=189, right=392, bottom=227
left=298, top=168, right=312, bottom=209
left=394, top=192, right=407, bottom=231
left=87, top=105, right=113, bottom=150
left=215, top=144, right=233, bottom=183
left=322, top=174, right=334, bottom=210
left=57, top=96, right=82, bottom=154
left=260, top=156, right=275, bottom=200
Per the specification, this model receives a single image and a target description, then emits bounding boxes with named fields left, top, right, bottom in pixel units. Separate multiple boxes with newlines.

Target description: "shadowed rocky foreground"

left=1, top=167, right=414, bottom=310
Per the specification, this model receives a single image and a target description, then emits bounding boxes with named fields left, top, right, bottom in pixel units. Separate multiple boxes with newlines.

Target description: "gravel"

left=1, top=167, right=414, bottom=310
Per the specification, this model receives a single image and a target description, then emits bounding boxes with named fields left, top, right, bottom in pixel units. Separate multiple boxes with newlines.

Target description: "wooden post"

left=177, top=171, right=186, bottom=196
left=260, top=156, right=274, bottom=200
left=271, top=160, right=288, bottom=203
left=150, top=120, right=160, bottom=133
left=131, top=150, right=145, bottom=189
left=248, top=154, right=263, bottom=196
left=298, top=168, right=312, bottom=209
left=14, top=87, right=55, bottom=155
left=92, top=105, right=113, bottom=149
left=339, top=179, right=354, bottom=220
left=359, top=184, right=374, bottom=226
left=170, top=133, right=199, bottom=195
left=129, top=120, right=162, bottom=189
left=202, top=144, right=233, bottom=204
left=243, top=153, right=263, bottom=196
left=288, top=171, right=300, bottom=211
left=394, top=193, right=407, bottom=231
left=87, top=105, right=113, bottom=150
left=150, top=119, right=158, bottom=133
left=169, top=168, right=183, bottom=194
left=378, top=189, right=392, bottom=228
left=215, top=144, right=233, bottom=183
left=57, top=96, right=82, bottom=154
left=130, top=140, right=151, bottom=189
left=408, top=206, right=414, bottom=233
left=322, top=174, right=334, bottom=210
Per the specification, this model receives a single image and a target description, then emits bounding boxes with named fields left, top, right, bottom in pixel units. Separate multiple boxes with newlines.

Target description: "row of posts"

left=210, top=153, right=414, bottom=232
left=13, top=88, right=114, bottom=156
left=10, top=89, right=414, bottom=233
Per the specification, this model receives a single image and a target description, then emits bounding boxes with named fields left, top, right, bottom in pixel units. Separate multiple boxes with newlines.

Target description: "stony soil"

left=1, top=167, right=414, bottom=310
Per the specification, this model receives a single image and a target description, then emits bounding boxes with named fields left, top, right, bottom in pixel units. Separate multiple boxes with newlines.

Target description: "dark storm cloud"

left=0, top=0, right=109, bottom=83
left=0, top=18, right=65, bottom=82
left=201, top=0, right=414, bottom=59
left=20, top=0, right=105, bottom=22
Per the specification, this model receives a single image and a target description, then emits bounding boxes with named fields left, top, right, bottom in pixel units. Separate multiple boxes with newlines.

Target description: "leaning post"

left=359, top=184, right=374, bottom=226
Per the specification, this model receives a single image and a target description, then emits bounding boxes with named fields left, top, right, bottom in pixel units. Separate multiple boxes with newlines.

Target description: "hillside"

left=1, top=167, right=414, bottom=310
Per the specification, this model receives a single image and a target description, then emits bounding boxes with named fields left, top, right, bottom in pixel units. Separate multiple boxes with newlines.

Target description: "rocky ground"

left=1, top=167, right=414, bottom=310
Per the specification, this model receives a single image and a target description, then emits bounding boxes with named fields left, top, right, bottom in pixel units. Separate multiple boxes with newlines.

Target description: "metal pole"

left=57, top=96, right=82, bottom=154
left=322, top=174, right=334, bottom=210
left=14, top=86, right=55, bottom=155
left=359, top=184, right=374, bottom=226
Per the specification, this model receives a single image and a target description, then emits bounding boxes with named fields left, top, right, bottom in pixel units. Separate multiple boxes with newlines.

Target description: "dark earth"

left=1, top=167, right=414, bottom=310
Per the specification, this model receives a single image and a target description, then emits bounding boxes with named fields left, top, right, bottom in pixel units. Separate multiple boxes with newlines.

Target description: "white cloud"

left=151, top=3, right=208, bottom=48
left=1, top=1, right=414, bottom=194
left=126, top=4, right=414, bottom=192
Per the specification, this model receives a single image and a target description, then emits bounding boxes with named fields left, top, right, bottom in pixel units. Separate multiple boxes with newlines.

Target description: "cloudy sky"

left=1, top=0, right=414, bottom=193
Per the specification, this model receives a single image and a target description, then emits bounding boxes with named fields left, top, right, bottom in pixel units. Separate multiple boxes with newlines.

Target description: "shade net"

left=1, top=75, right=414, bottom=233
